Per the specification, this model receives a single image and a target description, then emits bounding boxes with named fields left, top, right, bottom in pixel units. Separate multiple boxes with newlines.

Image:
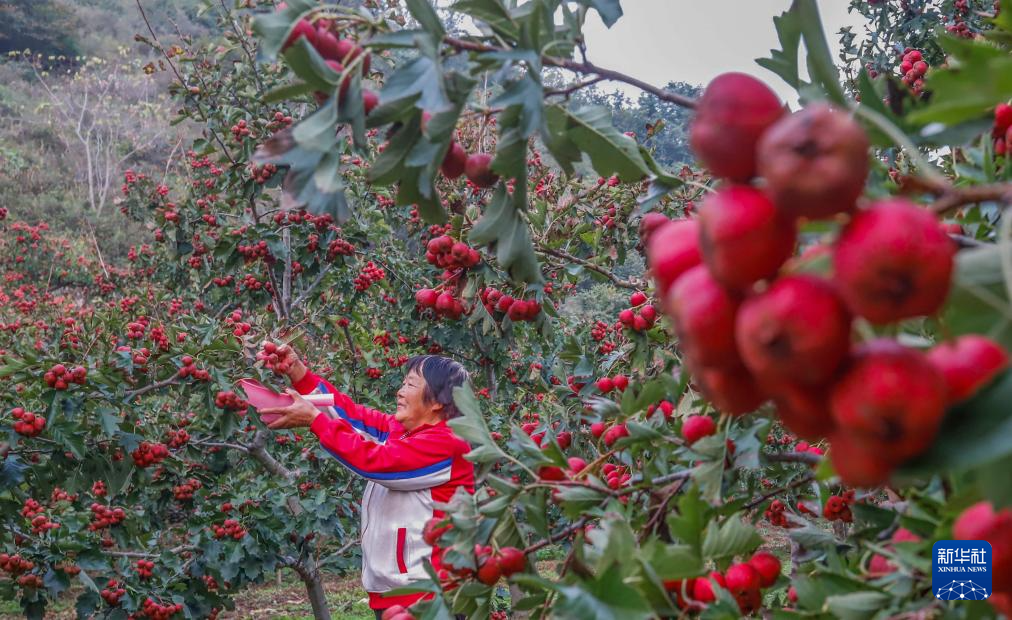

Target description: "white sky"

left=581, top=0, right=868, bottom=105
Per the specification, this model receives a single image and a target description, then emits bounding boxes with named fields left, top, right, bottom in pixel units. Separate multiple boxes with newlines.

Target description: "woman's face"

left=395, top=368, right=440, bottom=430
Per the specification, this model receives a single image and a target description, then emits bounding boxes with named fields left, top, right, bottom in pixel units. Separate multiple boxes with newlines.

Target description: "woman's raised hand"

left=257, top=341, right=307, bottom=383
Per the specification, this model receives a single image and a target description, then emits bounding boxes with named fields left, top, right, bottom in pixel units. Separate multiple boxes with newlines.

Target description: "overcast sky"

left=580, top=0, right=867, bottom=105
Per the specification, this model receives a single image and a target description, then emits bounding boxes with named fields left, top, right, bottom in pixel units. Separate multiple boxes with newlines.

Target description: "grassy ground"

left=0, top=558, right=563, bottom=619
left=0, top=572, right=375, bottom=620
left=0, top=533, right=794, bottom=618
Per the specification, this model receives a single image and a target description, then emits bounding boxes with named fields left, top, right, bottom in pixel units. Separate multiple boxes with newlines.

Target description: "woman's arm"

left=293, top=370, right=401, bottom=440
left=310, top=415, right=454, bottom=491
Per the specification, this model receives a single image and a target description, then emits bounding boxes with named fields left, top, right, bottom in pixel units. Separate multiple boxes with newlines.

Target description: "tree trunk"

left=304, top=569, right=332, bottom=620
left=287, top=558, right=332, bottom=620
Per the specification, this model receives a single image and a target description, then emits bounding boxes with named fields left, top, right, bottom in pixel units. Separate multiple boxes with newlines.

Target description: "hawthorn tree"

left=2, top=0, right=1012, bottom=619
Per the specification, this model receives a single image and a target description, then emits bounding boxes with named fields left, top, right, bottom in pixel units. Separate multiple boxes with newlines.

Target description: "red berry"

left=925, top=335, right=1009, bottom=404
left=630, top=291, right=647, bottom=306
left=415, top=288, right=438, bottom=308
left=665, top=265, right=741, bottom=368
left=283, top=20, right=316, bottom=51
left=769, top=382, right=837, bottom=441
left=612, top=374, right=629, bottom=392
left=954, top=502, right=1012, bottom=594
left=748, top=551, right=782, bottom=588
left=596, top=377, right=614, bottom=393
left=724, top=563, right=760, bottom=595
left=464, top=153, right=499, bottom=188
left=496, top=547, right=527, bottom=576
left=362, top=89, right=380, bottom=115
left=647, top=219, right=702, bottom=299
left=830, top=340, right=946, bottom=463
left=441, top=142, right=468, bottom=179
left=476, top=556, right=501, bottom=585
left=696, top=363, right=766, bottom=416
left=681, top=415, right=716, bottom=445
left=758, top=103, right=869, bottom=220
left=698, top=185, right=796, bottom=291
left=735, top=275, right=851, bottom=386
left=995, top=103, right=1012, bottom=132
left=690, top=73, right=785, bottom=181
left=833, top=199, right=954, bottom=324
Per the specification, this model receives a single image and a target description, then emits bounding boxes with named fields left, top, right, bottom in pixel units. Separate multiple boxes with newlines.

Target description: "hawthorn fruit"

left=833, top=199, right=954, bottom=324
left=698, top=185, right=796, bottom=291
left=758, top=103, right=870, bottom=220
left=689, top=72, right=785, bottom=181
left=926, top=335, right=1009, bottom=404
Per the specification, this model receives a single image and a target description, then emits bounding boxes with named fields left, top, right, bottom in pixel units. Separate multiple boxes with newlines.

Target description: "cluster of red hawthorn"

left=645, top=71, right=1009, bottom=487
left=665, top=550, right=782, bottom=614
left=897, top=48, right=929, bottom=97
left=9, top=407, right=45, bottom=437
left=617, top=290, right=658, bottom=333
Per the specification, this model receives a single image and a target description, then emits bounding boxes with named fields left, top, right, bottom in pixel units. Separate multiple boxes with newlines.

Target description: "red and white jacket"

left=294, top=370, right=475, bottom=610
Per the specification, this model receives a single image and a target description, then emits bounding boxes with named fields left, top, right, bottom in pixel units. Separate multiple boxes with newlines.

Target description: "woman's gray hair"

left=403, top=355, right=472, bottom=420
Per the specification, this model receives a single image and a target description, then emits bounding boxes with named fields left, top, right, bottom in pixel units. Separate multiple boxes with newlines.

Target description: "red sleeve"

left=309, top=415, right=456, bottom=491
left=294, top=369, right=401, bottom=440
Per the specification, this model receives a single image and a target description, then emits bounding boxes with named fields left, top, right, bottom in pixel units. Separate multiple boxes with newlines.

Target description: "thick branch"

left=125, top=375, right=179, bottom=398
left=930, top=182, right=1012, bottom=215
left=538, top=246, right=643, bottom=290
left=744, top=473, right=816, bottom=510
left=293, top=264, right=334, bottom=308
left=523, top=517, right=588, bottom=555
left=247, top=431, right=298, bottom=482
left=443, top=36, right=697, bottom=109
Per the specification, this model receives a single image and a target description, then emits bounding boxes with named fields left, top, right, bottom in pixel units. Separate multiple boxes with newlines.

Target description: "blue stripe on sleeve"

left=316, top=381, right=390, bottom=442
left=321, top=447, right=453, bottom=481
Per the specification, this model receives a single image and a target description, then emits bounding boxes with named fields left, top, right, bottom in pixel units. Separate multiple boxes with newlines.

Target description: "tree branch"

left=443, top=36, right=697, bottom=109
left=537, top=245, right=643, bottom=290
left=744, top=473, right=816, bottom=510
left=125, top=375, right=179, bottom=398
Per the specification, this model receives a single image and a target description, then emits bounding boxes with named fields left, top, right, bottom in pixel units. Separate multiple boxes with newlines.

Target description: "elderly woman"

left=259, top=346, right=474, bottom=618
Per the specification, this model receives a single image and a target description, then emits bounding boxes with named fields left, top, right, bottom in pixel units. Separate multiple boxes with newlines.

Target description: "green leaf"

left=0, top=457, right=28, bottom=490
left=293, top=97, right=339, bottom=151
left=367, top=31, right=431, bottom=50
left=368, top=115, right=423, bottom=186
left=99, top=407, right=120, bottom=437
left=941, top=242, right=1012, bottom=350
left=643, top=541, right=704, bottom=581
left=825, top=592, right=892, bottom=620
left=692, top=458, right=725, bottom=502
left=491, top=76, right=543, bottom=140
left=580, top=0, right=623, bottom=28
left=701, top=516, right=762, bottom=563
left=549, top=564, right=652, bottom=620
left=449, top=384, right=506, bottom=464
left=381, top=56, right=450, bottom=112
left=251, top=0, right=316, bottom=60
left=788, top=520, right=840, bottom=551
left=667, top=487, right=709, bottom=551
left=452, top=0, right=519, bottom=40
left=795, top=0, right=846, bottom=105
left=405, top=0, right=445, bottom=39
left=282, top=37, right=338, bottom=93
left=469, top=186, right=543, bottom=284
left=543, top=105, right=584, bottom=176
left=562, top=106, right=650, bottom=182
left=755, top=6, right=803, bottom=90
